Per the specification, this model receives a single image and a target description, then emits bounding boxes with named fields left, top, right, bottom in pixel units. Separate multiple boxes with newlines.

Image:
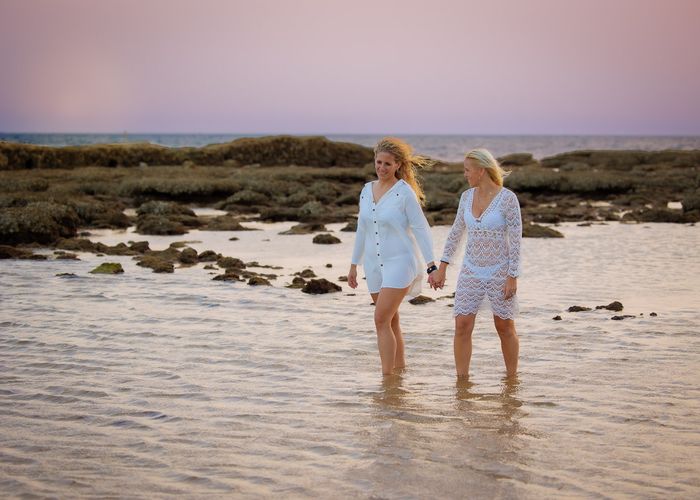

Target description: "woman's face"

left=464, top=158, right=485, bottom=187
left=375, top=152, right=401, bottom=181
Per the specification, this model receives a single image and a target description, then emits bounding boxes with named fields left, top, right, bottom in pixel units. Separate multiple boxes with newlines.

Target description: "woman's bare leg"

left=454, top=314, right=476, bottom=378
left=371, top=293, right=406, bottom=370
left=373, top=287, right=410, bottom=375
left=391, top=311, right=405, bottom=369
left=493, top=316, right=519, bottom=376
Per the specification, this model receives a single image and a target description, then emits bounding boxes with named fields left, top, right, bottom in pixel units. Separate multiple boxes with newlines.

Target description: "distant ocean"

left=2, top=133, right=700, bottom=162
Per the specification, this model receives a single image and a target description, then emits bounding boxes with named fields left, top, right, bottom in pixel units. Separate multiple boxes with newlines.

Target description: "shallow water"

left=1, top=222, right=699, bottom=498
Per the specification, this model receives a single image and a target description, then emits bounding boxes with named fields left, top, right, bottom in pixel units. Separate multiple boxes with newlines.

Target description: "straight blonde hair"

left=374, top=137, right=433, bottom=206
left=465, top=148, right=510, bottom=187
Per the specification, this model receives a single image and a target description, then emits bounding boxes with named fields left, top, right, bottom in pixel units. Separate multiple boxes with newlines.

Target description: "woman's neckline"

left=372, top=179, right=402, bottom=204
left=470, top=186, right=504, bottom=221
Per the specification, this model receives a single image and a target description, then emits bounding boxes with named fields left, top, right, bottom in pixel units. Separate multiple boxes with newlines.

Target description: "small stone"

left=89, top=263, right=124, bottom=274
left=301, top=278, right=341, bottom=294
left=217, top=256, right=246, bottom=269
left=179, top=247, right=198, bottom=264
left=312, top=233, right=341, bottom=244
left=286, top=276, right=307, bottom=289
left=229, top=237, right=239, bottom=241
left=409, top=295, right=435, bottom=305
left=56, top=273, right=78, bottom=278
left=197, top=250, right=220, bottom=262
left=611, top=315, right=636, bottom=320
left=248, top=276, right=271, bottom=286
left=326, top=263, right=332, bottom=268
left=553, top=315, right=562, bottom=320
left=650, top=312, right=658, bottom=317
left=595, top=301, right=623, bottom=312
left=337, top=276, right=348, bottom=282
left=568, top=305, right=591, bottom=312
left=296, top=269, right=317, bottom=278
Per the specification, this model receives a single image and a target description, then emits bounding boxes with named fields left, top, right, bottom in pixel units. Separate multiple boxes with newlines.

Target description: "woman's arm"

left=403, top=188, right=435, bottom=267
left=440, top=192, right=467, bottom=265
left=503, top=192, right=522, bottom=299
left=504, top=192, right=522, bottom=278
left=348, top=188, right=366, bottom=289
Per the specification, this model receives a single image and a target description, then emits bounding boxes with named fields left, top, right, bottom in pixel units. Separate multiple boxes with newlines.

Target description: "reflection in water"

left=354, top=373, right=530, bottom=498
left=455, top=375, right=526, bottom=437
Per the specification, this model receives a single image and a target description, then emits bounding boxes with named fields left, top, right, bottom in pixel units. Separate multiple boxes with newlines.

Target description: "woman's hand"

left=504, top=276, right=517, bottom=299
left=348, top=265, right=358, bottom=289
left=429, top=268, right=446, bottom=289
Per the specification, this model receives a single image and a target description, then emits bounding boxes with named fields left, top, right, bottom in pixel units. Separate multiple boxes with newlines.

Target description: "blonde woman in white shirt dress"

left=430, top=148, right=522, bottom=378
left=348, top=138, right=437, bottom=376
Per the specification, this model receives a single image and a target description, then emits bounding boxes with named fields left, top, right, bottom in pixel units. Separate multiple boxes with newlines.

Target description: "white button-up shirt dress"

left=351, top=179, right=435, bottom=297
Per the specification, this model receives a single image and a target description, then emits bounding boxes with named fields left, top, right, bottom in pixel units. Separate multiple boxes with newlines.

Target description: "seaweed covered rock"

left=89, top=262, right=124, bottom=274
left=312, top=233, right=341, bottom=244
left=0, top=135, right=374, bottom=170
left=279, top=223, right=328, bottom=235
left=135, top=201, right=200, bottom=235
left=203, top=214, right=257, bottom=231
left=522, top=223, right=564, bottom=238
left=0, top=201, right=80, bottom=245
left=301, top=278, right=341, bottom=294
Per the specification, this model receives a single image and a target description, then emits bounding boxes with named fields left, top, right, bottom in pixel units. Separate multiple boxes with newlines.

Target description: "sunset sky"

left=1, top=0, right=698, bottom=135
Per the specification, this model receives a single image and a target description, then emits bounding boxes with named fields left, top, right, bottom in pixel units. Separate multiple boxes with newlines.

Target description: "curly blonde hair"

left=374, top=137, right=433, bottom=205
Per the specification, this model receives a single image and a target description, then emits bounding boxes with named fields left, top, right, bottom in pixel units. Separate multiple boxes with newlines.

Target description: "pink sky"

left=0, top=0, right=698, bottom=134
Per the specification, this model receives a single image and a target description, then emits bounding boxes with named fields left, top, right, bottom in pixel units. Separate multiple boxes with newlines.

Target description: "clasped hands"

left=428, top=269, right=445, bottom=290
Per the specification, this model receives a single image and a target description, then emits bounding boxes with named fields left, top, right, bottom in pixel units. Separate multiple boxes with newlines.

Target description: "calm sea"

left=1, top=133, right=700, bottom=161
left=1, top=220, right=699, bottom=498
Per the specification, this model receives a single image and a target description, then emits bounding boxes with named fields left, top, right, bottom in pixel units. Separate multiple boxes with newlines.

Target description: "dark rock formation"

left=522, top=223, right=564, bottom=238
left=312, top=233, right=341, bottom=244
left=568, top=305, right=591, bottom=312
left=301, top=278, right=342, bottom=294
left=595, top=301, right=623, bottom=312
left=0, top=202, right=80, bottom=244
left=408, top=295, right=435, bottom=305
left=89, top=262, right=124, bottom=274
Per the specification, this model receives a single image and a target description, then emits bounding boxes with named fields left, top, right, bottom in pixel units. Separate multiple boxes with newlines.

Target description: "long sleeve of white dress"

left=502, top=191, right=522, bottom=277
left=440, top=192, right=468, bottom=264
left=350, top=186, right=367, bottom=266
left=403, top=189, right=435, bottom=265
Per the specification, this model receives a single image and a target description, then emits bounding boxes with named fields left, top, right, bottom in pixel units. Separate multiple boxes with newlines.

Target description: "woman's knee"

left=455, top=316, right=475, bottom=338
left=494, top=319, right=517, bottom=339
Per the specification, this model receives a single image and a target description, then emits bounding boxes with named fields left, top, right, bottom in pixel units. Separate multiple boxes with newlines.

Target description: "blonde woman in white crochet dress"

left=429, top=149, right=522, bottom=378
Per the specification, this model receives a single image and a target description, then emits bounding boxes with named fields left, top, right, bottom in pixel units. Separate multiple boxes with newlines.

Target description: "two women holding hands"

left=349, top=139, right=522, bottom=379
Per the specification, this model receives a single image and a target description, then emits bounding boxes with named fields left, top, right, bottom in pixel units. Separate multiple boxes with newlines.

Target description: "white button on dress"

left=351, top=180, right=435, bottom=297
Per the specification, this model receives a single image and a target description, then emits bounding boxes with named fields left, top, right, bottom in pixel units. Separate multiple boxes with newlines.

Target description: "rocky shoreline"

left=1, top=136, right=698, bottom=255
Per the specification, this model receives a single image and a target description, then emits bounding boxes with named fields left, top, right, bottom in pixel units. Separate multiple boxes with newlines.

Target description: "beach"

left=1, top=135, right=699, bottom=497
left=1, top=219, right=699, bottom=497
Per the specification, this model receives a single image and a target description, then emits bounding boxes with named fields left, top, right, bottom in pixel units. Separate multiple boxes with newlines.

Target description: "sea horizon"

left=3, top=132, right=700, bottom=162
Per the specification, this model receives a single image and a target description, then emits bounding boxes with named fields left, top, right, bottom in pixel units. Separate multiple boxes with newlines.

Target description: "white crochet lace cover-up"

left=441, top=187, right=522, bottom=319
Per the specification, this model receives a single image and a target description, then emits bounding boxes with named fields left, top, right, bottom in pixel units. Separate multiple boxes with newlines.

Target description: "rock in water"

left=611, top=315, right=636, bottom=320
left=89, top=263, right=124, bottom=274
left=312, top=233, right=341, bottom=244
left=522, top=223, right=564, bottom=238
left=286, top=276, right=307, bottom=289
left=279, top=223, right=328, bottom=235
left=409, top=295, right=435, bottom=305
left=553, top=315, right=563, bottom=321
left=567, top=305, right=591, bottom=312
left=301, top=279, right=342, bottom=294
left=595, top=301, right=623, bottom=311
left=248, top=276, right=271, bottom=286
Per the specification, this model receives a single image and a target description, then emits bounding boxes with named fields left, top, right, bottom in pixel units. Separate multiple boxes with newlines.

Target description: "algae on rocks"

left=89, top=262, right=124, bottom=274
